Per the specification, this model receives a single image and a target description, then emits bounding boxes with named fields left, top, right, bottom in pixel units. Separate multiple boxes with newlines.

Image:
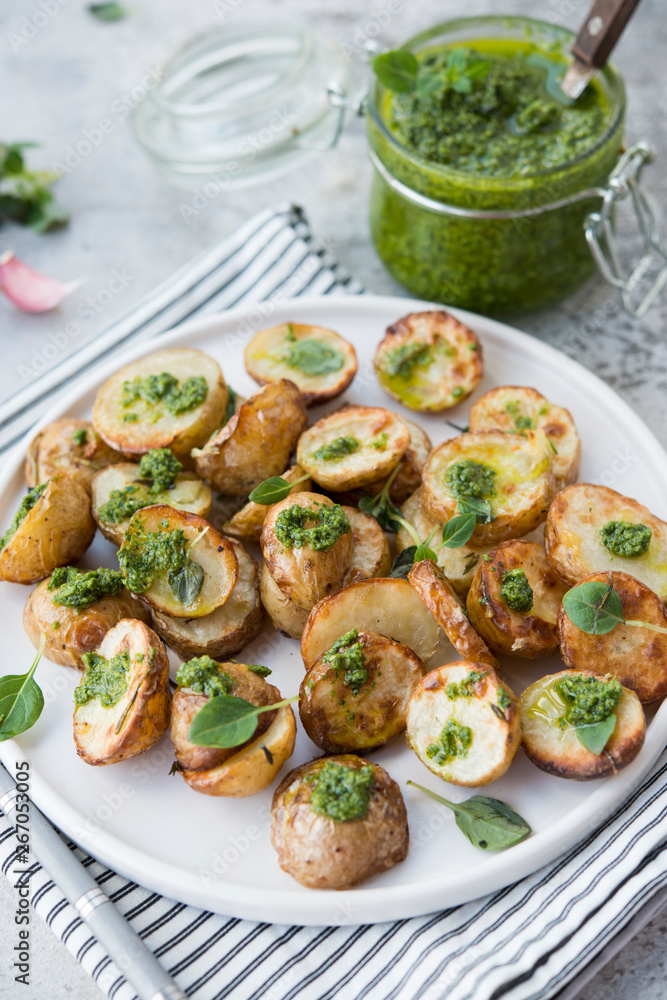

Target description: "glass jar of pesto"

left=367, top=16, right=627, bottom=316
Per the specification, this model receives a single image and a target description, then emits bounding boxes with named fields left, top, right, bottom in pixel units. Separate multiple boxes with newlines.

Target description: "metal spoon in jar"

left=561, top=0, right=644, bottom=99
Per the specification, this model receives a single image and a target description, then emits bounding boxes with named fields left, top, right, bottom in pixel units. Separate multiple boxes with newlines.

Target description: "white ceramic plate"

left=1, top=294, right=666, bottom=927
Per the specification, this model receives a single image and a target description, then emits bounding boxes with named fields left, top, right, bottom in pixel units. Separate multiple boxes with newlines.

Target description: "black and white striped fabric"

left=1, top=203, right=666, bottom=1000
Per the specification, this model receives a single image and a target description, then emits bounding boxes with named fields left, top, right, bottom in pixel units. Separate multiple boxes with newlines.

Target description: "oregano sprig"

left=248, top=473, right=310, bottom=506
left=371, top=48, right=491, bottom=96
left=562, top=577, right=667, bottom=637
left=187, top=693, right=298, bottom=748
left=407, top=781, right=531, bottom=851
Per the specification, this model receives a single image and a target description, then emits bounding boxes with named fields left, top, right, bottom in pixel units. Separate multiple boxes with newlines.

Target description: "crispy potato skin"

left=73, top=620, right=171, bottom=766
left=299, top=629, right=423, bottom=754
left=557, top=571, right=667, bottom=704
left=545, top=484, right=667, bottom=602
left=335, top=420, right=432, bottom=507
left=193, top=380, right=307, bottom=495
left=271, top=755, right=409, bottom=889
left=260, top=562, right=310, bottom=639
left=222, top=465, right=312, bottom=543
left=406, top=661, right=521, bottom=786
left=469, top=386, right=580, bottom=488
left=0, top=474, right=96, bottom=585
left=466, top=540, right=567, bottom=658
left=408, top=560, right=499, bottom=669
left=343, top=506, right=392, bottom=584
left=23, top=579, right=151, bottom=669
left=92, top=348, right=227, bottom=466
left=25, top=418, right=123, bottom=496
left=374, top=311, right=483, bottom=412
left=244, top=322, right=357, bottom=405
left=520, top=668, right=645, bottom=780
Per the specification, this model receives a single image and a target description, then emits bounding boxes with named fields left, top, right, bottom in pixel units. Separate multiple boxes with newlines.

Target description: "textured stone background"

left=1, top=0, right=666, bottom=997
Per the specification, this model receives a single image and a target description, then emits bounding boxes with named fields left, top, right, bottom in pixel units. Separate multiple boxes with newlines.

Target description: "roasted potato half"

left=520, top=669, right=645, bottom=780
left=24, top=577, right=151, bottom=669
left=92, top=348, right=227, bottom=465
left=259, top=562, right=310, bottom=639
left=0, top=476, right=96, bottom=585
left=151, top=540, right=263, bottom=659
left=73, top=619, right=171, bottom=766
left=92, top=463, right=212, bottom=545
left=192, top=379, right=307, bottom=495
left=244, top=322, right=357, bottom=405
left=118, top=506, right=238, bottom=618
left=171, top=661, right=295, bottom=797
left=545, top=484, right=667, bottom=602
left=296, top=406, right=410, bottom=492
left=469, top=386, right=580, bottom=488
left=558, top=571, right=667, bottom=704
left=408, top=560, right=499, bottom=669
left=337, top=420, right=432, bottom=507
left=466, top=540, right=568, bottom=658
left=406, top=661, right=521, bottom=786
left=271, top=755, right=408, bottom=889
left=25, top=418, right=123, bottom=496
left=343, top=506, right=392, bottom=584
left=301, top=577, right=440, bottom=669
left=221, top=465, right=312, bottom=543
left=421, top=430, right=556, bottom=545
left=374, top=310, right=483, bottom=412
left=299, top=628, right=423, bottom=754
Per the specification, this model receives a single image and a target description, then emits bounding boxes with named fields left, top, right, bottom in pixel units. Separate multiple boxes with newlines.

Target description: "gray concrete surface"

left=1, top=0, right=666, bottom=997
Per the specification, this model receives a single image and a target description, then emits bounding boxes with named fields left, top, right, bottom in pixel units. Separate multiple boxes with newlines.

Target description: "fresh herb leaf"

left=441, top=513, right=476, bottom=548
left=575, top=714, right=617, bottom=756
left=371, top=50, right=419, bottom=93
left=457, top=496, right=494, bottom=523
left=0, top=144, right=67, bottom=232
left=414, top=543, right=438, bottom=563
left=407, top=780, right=531, bottom=850
left=562, top=579, right=625, bottom=635
left=389, top=546, right=418, bottom=578
left=0, top=634, right=45, bottom=740
left=168, top=560, right=204, bottom=606
left=88, top=2, right=127, bottom=20
left=187, top=693, right=298, bottom=748
left=247, top=664, right=272, bottom=677
left=248, top=473, right=309, bottom=505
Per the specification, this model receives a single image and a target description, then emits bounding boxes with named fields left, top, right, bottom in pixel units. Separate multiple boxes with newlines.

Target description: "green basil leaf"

left=388, top=546, right=417, bottom=578
left=416, top=73, right=443, bottom=98
left=575, top=713, right=617, bottom=756
left=442, top=513, right=477, bottom=548
left=562, top=579, right=625, bottom=635
left=465, top=59, right=492, bottom=80
left=0, top=637, right=45, bottom=741
left=414, top=544, right=438, bottom=563
left=248, top=476, right=292, bottom=505
left=452, top=77, right=472, bottom=94
left=88, top=2, right=127, bottom=20
left=457, top=496, right=494, bottom=523
left=447, top=49, right=468, bottom=74
left=407, top=782, right=531, bottom=850
left=371, top=50, right=418, bottom=93
left=168, top=560, right=204, bottom=606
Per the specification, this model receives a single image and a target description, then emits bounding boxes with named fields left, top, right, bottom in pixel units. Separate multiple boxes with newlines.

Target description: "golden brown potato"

left=73, top=619, right=171, bottom=766
left=408, top=560, right=499, bottom=669
left=469, top=386, right=580, bottom=488
left=23, top=577, right=151, bottom=669
left=244, top=322, right=357, bottom=406
left=301, top=577, right=440, bottom=669
left=545, top=484, right=667, bottom=602
left=336, top=420, right=432, bottom=507
left=343, top=506, right=392, bottom=584
left=520, top=669, right=645, bottom=780
left=221, top=465, right=312, bottom=543
left=421, top=430, right=556, bottom=545
left=299, top=629, right=423, bottom=753
left=150, top=540, right=263, bottom=659
left=466, top=540, right=568, bottom=658
left=92, top=463, right=212, bottom=545
left=259, top=562, right=310, bottom=639
left=25, top=418, right=123, bottom=496
left=119, top=506, right=238, bottom=618
left=557, top=571, right=667, bottom=704
left=0, top=475, right=96, bottom=585
left=374, top=311, right=483, bottom=412
left=92, top=348, right=227, bottom=466
left=296, top=406, right=410, bottom=492
left=406, top=661, right=521, bottom=786
left=271, top=755, right=408, bottom=889
left=192, top=380, right=307, bottom=495
left=171, top=661, right=295, bottom=797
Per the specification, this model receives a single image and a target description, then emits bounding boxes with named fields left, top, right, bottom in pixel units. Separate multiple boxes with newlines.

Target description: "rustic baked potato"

left=73, top=619, right=171, bottom=766
left=469, top=386, right=580, bottom=488
left=343, top=506, right=392, bottom=583
left=558, top=571, right=667, bottom=704
left=0, top=475, right=96, bottom=585
left=92, top=348, right=227, bottom=466
left=259, top=562, right=310, bottom=638
left=520, top=669, right=645, bottom=780
left=244, top=322, right=357, bottom=406
left=545, top=484, right=667, bottom=602
left=406, top=661, right=521, bottom=786
left=118, top=506, right=238, bottom=618
left=336, top=420, right=432, bottom=507
left=24, top=573, right=151, bottom=669
left=296, top=406, right=410, bottom=492
left=192, top=379, right=307, bottom=495
left=25, top=418, right=123, bottom=496
left=221, top=465, right=312, bottom=543
left=374, top=310, right=483, bottom=412
left=271, top=755, right=408, bottom=889
left=299, top=628, right=423, bottom=753
left=408, top=560, right=499, bottom=669
left=421, top=430, right=556, bottom=545
left=301, top=577, right=440, bottom=669
left=466, top=540, right=568, bottom=658
left=171, top=660, right=295, bottom=796
left=150, top=539, right=263, bottom=659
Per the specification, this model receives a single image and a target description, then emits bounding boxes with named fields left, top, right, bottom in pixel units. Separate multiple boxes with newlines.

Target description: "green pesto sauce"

left=308, top=760, right=376, bottom=822
left=98, top=485, right=149, bottom=525
left=121, top=372, right=208, bottom=420
left=505, top=400, right=535, bottom=432
left=446, top=459, right=496, bottom=500
left=118, top=519, right=202, bottom=602
left=426, top=719, right=472, bottom=766
left=600, top=520, right=652, bottom=558
left=138, top=448, right=183, bottom=492
left=74, top=649, right=131, bottom=707
left=176, top=656, right=235, bottom=698
left=554, top=674, right=622, bottom=727
left=322, top=629, right=369, bottom=696
left=446, top=669, right=486, bottom=700
left=274, top=502, right=350, bottom=552
left=0, top=483, right=48, bottom=550
left=48, top=566, right=124, bottom=610
left=497, top=686, right=511, bottom=710
left=312, top=436, right=360, bottom=463
left=99, top=449, right=184, bottom=525
left=222, top=387, right=237, bottom=426
left=370, top=432, right=388, bottom=451
left=72, top=427, right=88, bottom=446
left=282, top=329, right=344, bottom=377
left=382, top=341, right=433, bottom=379
left=500, top=569, right=534, bottom=613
